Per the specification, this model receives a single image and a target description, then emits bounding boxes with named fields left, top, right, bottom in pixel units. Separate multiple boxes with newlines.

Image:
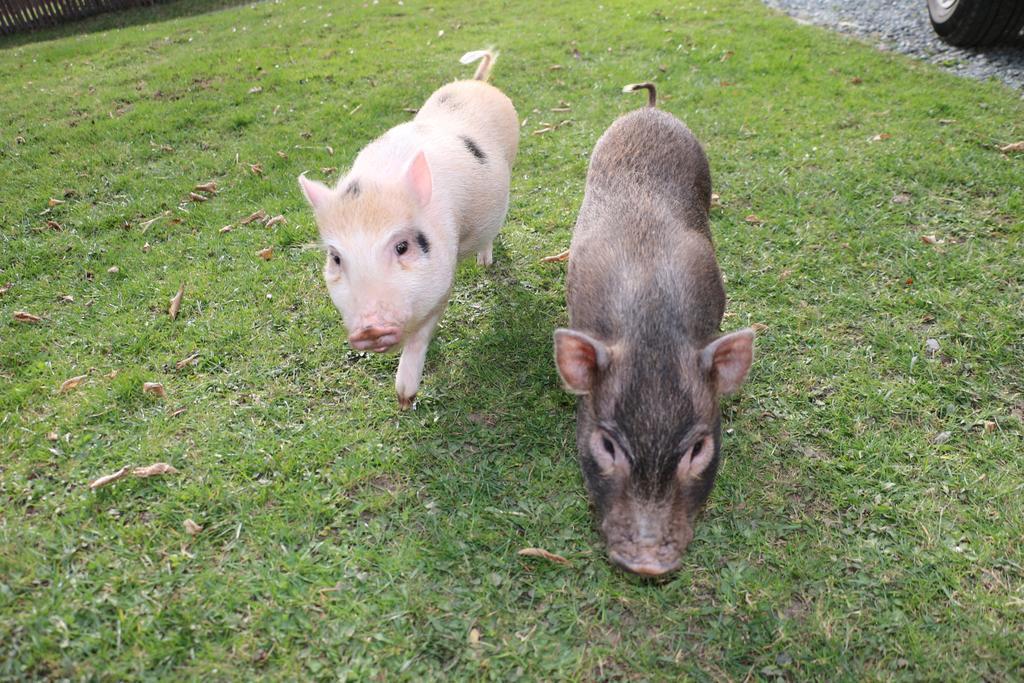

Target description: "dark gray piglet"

left=553, top=83, right=754, bottom=577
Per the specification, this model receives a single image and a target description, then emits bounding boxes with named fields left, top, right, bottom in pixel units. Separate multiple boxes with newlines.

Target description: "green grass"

left=2, top=0, right=1022, bottom=679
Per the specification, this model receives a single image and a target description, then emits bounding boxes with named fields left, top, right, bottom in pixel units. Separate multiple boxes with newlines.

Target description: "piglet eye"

left=602, top=437, right=615, bottom=456
left=331, top=254, right=341, bottom=266
left=691, top=439, right=703, bottom=457
left=395, top=240, right=409, bottom=256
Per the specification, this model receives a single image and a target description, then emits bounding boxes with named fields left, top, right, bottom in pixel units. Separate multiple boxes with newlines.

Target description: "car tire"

left=927, top=0, right=1024, bottom=47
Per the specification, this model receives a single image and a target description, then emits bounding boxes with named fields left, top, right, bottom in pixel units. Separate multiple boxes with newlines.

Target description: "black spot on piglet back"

left=459, top=136, right=487, bottom=164
left=415, top=231, right=430, bottom=254
left=344, top=180, right=360, bottom=198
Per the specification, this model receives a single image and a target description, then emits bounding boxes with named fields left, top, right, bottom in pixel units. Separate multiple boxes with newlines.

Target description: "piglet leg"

left=476, top=242, right=494, bottom=267
left=395, top=313, right=442, bottom=410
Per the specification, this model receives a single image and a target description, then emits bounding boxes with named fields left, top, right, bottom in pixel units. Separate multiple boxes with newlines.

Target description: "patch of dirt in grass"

left=585, top=656, right=644, bottom=681
left=467, top=412, right=498, bottom=427
left=797, top=443, right=831, bottom=460
left=190, top=76, right=217, bottom=91
left=111, top=99, right=132, bottom=117
left=367, top=474, right=403, bottom=494
left=780, top=595, right=812, bottom=621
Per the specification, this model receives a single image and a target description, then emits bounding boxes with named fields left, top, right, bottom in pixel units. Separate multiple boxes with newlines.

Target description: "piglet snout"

left=348, top=324, right=401, bottom=353
left=608, top=547, right=681, bottom=578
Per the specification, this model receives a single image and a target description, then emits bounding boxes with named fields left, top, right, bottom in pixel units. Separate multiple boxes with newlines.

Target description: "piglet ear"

left=405, top=150, right=432, bottom=207
left=298, top=174, right=334, bottom=211
left=554, top=328, right=610, bottom=395
left=700, top=328, right=754, bottom=395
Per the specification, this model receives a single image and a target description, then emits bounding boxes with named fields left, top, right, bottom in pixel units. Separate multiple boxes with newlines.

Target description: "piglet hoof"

left=476, top=250, right=493, bottom=267
left=540, top=249, right=570, bottom=263
left=397, top=393, right=416, bottom=411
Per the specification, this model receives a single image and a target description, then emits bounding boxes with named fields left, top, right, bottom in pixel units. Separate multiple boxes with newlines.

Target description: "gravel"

left=762, top=0, right=1024, bottom=94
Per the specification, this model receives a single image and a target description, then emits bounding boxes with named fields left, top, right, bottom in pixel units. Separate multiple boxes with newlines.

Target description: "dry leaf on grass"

left=169, top=406, right=187, bottom=418
left=870, top=133, right=892, bottom=142
left=468, top=628, right=480, bottom=645
left=46, top=220, right=62, bottom=230
left=710, top=193, right=721, bottom=207
left=47, top=431, right=59, bottom=441
left=248, top=86, right=262, bottom=94
left=249, top=164, right=264, bottom=176
left=257, top=247, right=273, bottom=260
left=751, top=322, right=769, bottom=333
left=184, top=518, right=203, bottom=535
left=168, top=283, right=185, bottom=320
left=744, top=214, right=763, bottom=225
left=518, top=547, right=571, bottom=566
left=983, top=420, right=997, bottom=432
left=142, top=382, right=166, bottom=397
left=134, top=462, right=179, bottom=477
left=0, top=283, right=11, bottom=296
left=14, top=311, right=42, bottom=323
left=194, top=181, right=218, bottom=193
left=60, top=294, right=74, bottom=303
left=277, top=150, right=288, bottom=158
left=142, top=242, right=151, bottom=253
left=175, top=352, right=200, bottom=369
left=59, top=375, right=88, bottom=393
left=89, top=462, right=179, bottom=490
left=548, top=64, right=562, bottom=71
left=921, top=235, right=944, bottom=245
left=107, top=266, right=119, bottom=274
left=48, top=198, right=64, bottom=207
left=188, top=192, right=208, bottom=202
left=264, top=215, right=286, bottom=228
left=89, top=465, right=131, bottom=490
left=540, top=249, right=570, bottom=263
left=219, top=225, right=233, bottom=234
left=532, top=126, right=554, bottom=135
left=998, top=141, right=1024, bottom=153
left=139, top=211, right=170, bottom=231
left=240, top=209, right=267, bottom=225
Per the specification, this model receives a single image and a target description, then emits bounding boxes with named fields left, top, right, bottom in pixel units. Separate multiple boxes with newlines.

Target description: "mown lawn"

left=1, top=0, right=1022, bottom=679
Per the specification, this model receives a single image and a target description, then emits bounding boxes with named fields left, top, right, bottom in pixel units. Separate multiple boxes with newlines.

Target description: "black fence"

left=0, top=0, right=165, bottom=35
